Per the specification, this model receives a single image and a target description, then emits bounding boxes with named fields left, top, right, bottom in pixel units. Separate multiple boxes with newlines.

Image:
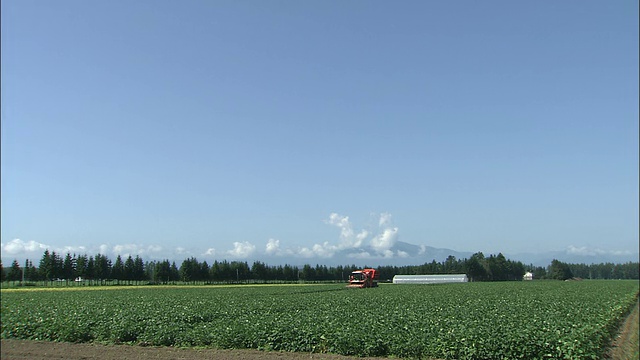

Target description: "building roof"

left=392, top=274, right=468, bottom=284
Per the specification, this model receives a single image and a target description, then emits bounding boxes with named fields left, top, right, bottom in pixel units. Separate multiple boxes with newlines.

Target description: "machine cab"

left=349, top=271, right=367, bottom=282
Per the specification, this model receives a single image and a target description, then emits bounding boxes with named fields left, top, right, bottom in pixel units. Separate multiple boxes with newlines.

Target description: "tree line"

left=1, top=250, right=638, bottom=285
left=374, top=253, right=527, bottom=282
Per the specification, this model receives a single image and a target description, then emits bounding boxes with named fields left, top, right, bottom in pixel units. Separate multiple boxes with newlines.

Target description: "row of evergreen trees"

left=1, top=250, right=638, bottom=284
left=374, top=253, right=528, bottom=282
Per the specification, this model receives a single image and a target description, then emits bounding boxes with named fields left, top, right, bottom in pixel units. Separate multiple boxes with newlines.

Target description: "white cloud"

left=609, top=249, right=634, bottom=256
left=418, top=245, right=427, bottom=255
left=111, top=244, right=164, bottom=258
left=1, top=212, right=406, bottom=263
left=1, top=239, right=162, bottom=263
left=284, top=212, right=402, bottom=260
left=347, top=249, right=407, bottom=259
left=265, top=238, right=280, bottom=255
left=62, top=245, right=87, bottom=254
left=566, top=245, right=633, bottom=256
left=566, top=245, right=594, bottom=256
left=227, top=241, right=256, bottom=258
left=1, top=238, right=49, bottom=255
left=312, top=242, right=337, bottom=258
left=326, top=213, right=366, bottom=249
left=113, top=244, right=135, bottom=255
left=348, top=251, right=372, bottom=259
left=397, top=250, right=409, bottom=258
left=382, top=249, right=395, bottom=258
left=327, top=213, right=352, bottom=236
left=356, top=230, right=369, bottom=244
left=379, top=212, right=392, bottom=227
left=98, top=244, right=109, bottom=255
left=265, top=239, right=296, bottom=257
left=296, top=247, right=315, bottom=258
left=370, top=227, right=398, bottom=252
left=293, top=242, right=338, bottom=258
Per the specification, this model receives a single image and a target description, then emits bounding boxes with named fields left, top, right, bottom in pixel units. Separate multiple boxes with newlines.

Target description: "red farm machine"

left=347, top=268, right=379, bottom=288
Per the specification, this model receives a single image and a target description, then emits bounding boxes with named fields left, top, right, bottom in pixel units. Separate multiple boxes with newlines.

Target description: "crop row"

left=1, top=281, right=638, bottom=359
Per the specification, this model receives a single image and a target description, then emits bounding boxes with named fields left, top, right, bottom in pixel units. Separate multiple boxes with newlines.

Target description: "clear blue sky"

left=2, top=1, right=638, bottom=264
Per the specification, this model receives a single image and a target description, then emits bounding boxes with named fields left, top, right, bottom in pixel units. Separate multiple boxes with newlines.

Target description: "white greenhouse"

left=392, top=274, right=468, bottom=284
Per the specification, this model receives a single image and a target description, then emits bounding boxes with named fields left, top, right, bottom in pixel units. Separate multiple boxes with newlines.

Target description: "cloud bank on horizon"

left=1, top=212, right=400, bottom=262
left=1, top=212, right=636, bottom=264
left=202, top=213, right=404, bottom=260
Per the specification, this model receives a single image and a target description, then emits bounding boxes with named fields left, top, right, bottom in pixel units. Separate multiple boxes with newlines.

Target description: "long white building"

left=392, top=274, right=468, bottom=284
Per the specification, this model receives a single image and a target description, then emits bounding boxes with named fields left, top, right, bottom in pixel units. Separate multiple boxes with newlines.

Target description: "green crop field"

left=1, top=281, right=638, bottom=359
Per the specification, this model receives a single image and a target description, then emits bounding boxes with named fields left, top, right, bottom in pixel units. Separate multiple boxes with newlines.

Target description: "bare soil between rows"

left=0, top=340, right=389, bottom=360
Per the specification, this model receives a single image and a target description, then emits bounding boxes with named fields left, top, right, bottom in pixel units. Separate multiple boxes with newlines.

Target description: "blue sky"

left=2, top=1, right=638, bottom=265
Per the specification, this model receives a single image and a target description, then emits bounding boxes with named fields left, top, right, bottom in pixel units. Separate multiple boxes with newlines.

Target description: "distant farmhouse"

left=523, top=272, right=534, bottom=281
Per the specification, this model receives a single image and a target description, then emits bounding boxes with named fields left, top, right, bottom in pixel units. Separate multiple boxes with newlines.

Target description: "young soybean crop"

left=1, top=281, right=638, bottom=359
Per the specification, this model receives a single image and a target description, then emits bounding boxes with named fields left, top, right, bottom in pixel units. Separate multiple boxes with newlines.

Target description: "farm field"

left=1, top=281, right=638, bottom=359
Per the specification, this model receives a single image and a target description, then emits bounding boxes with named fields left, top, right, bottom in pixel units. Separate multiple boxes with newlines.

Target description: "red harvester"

left=347, top=268, right=379, bottom=288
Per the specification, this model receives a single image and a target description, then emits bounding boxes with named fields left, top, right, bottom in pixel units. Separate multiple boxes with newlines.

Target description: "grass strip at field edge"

left=0, top=283, right=331, bottom=293
left=606, top=298, right=640, bottom=360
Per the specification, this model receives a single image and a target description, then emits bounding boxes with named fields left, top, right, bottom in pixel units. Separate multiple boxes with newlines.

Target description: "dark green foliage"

left=153, top=260, right=171, bottom=284
left=10, top=250, right=640, bottom=286
left=7, top=260, right=21, bottom=282
left=568, top=262, right=640, bottom=280
left=180, top=257, right=200, bottom=282
left=24, top=260, right=38, bottom=281
left=465, top=253, right=487, bottom=281
left=75, top=255, right=88, bottom=279
left=170, top=262, right=180, bottom=281
left=530, top=265, right=547, bottom=279
left=124, top=256, right=135, bottom=281
left=549, top=259, right=574, bottom=280
left=86, top=256, right=95, bottom=279
left=377, top=252, right=526, bottom=281
left=92, top=254, right=112, bottom=282
left=133, top=256, right=145, bottom=281
left=1, top=281, right=637, bottom=359
left=62, top=253, right=75, bottom=281
left=111, top=256, right=124, bottom=282
left=38, top=250, right=52, bottom=281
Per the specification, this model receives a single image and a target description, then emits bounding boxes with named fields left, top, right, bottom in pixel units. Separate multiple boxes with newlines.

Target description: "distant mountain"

left=386, top=242, right=638, bottom=267
left=323, top=241, right=473, bottom=267
left=4, top=241, right=635, bottom=270
left=324, top=241, right=638, bottom=268
left=396, top=242, right=474, bottom=264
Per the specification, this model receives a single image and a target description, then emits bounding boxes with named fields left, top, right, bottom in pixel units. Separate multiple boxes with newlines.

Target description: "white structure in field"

left=523, top=272, right=534, bottom=281
left=392, top=274, right=468, bottom=284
